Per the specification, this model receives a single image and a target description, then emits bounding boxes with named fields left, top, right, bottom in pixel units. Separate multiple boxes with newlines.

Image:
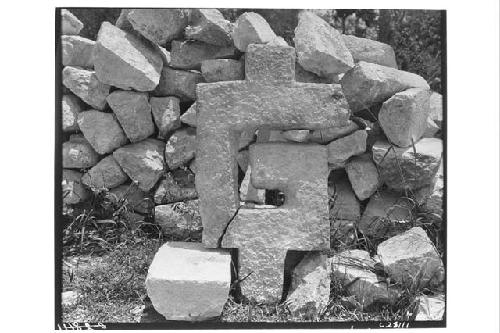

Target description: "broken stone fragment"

left=94, top=22, right=163, bottom=91
left=62, top=35, right=95, bottom=68
left=62, top=169, right=90, bottom=205
left=295, top=62, right=338, bottom=84
left=308, top=121, right=359, bottom=144
left=127, top=9, right=189, bottom=45
left=377, top=227, right=445, bottom=289
left=62, top=94, right=83, bottom=132
left=342, top=34, right=397, bottom=68
left=150, top=97, right=181, bottom=139
left=239, top=166, right=266, bottom=204
left=379, top=88, right=431, bottom=148
left=108, top=183, right=153, bottom=214
left=113, top=139, right=165, bottom=191
left=414, top=294, right=445, bottom=321
left=282, top=130, right=310, bottom=142
left=154, top=172, right=198, bottom=204
left=170, top=40, right=238, bottom=70
left=330, top=173, right=361, bottom=221
left=61, top=9, right=83, bottom=35
left=145, top=242, right=231, bottom=320
left=155, top=200, right=202, bottom=239
left=345, top=154, right=379, bottom=200
left=62, top=66, right=110, bottom=110
left=106, top=91, right=155, bottom=143
left=327, top=130, right=367, bottom=169
left=201, top=59, right=244, bottom=83
left=77, top=110, right=128, bottom=154
left=154, top=67, right=204, bottom=101
left=62, top=135, right=99, bottom=169
left=372, top=138, right=442, bottom=192
left=423, top=117, right=440, bottom=139
left=81, top=155, right=128, bottom=190
left=115, top=9, right=135, bottom=34
left=429, top=92, right=443, bottom=128
left=185, top=9, right=233, bottom=46
left=236, top=150, right=249, bottom=172
left=415, top=162, right=443, bottom=224
left=232, top=12, right=278, bottom=52
left=341, top=61, right=429, bottom=112
left=294, top=11, right=354, bottom=76
left=180, top=103, right=197, bottom=127
left=164, top=128, right=197, bottom=169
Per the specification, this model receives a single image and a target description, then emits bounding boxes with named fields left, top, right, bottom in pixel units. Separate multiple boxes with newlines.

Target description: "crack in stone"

left=217, top=206, right=241, bottom=248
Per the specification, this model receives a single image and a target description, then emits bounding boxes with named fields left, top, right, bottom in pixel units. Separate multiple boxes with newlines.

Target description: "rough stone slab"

left=185, top=9, right=233, bottom=46
left=146, top=242, right=231, bottom=321
left=330, top=249, right=400, bottom=309
left=62, top=94, right=83, bottom=132
left=62, top=35, right=95, bottom=68
left=62, top=169, right=90, bottom=205
left=164, top=128, right=197, bottom=169
left=232, top=12, right=277, bottom=52
left=294, top=11, right=354, bottom=76
left=359, top=190, right=414, bottom=239
left=77, top=110, right=128, bottom=154
left=61, top=9, right=83, bottom=35
left=62, top=66, right=110, bottom=110
left=415, top=294, right=445, bottom=321
left=180, top=102, right=197, bottom=127
left=379, top=88, right=431, bottom=148
left=330, top=174, right=361, bottom=221
left=113, top=138, right=165, bottom=191
left=154, top=172, right=198, bottom=204
left=94, top=22, right=163, bottom=91
left=81, top=155, right=128, bottom=190
left=341, top=61, right=430, bottom=112
left=429, top=92, right=443, bottom=128
left=170, top=40, right=237, bottom=70
left=308, top=121, right=359, bottom=144
left=377, top=227, right=445, bottom=289
left=245, top=44, right=295, bottom=83
left=342, top=34, right=397, bottom=68
left=150, top=97, right=181, bottom=139
left=345, top=154, right=379, bottom=200
left=282, top=130, right=310, bottom=142
left=239, top=166, right=265, bottom=204
left=327, top=130, right=367, bottom=169
left=127, top=9, right=189, bottom=45
left=154, top=67, right=204, bottom=101
left=201, top=59, right=244, bottom=83
left=108, top=183, right=153, bottom=214
left=107, top=91, right=155, bottom=142
left=372, top=138, right=443, bottom=191
left=285, top=253, right=330, bottom=317
left=62, top=135, right=99, bottom=169
left=155, top=200, right=202, bottom=238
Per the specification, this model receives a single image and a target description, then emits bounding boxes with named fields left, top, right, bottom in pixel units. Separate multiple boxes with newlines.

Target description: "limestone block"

left=150, top=97, right=181, bottom=139
left=282, top=130, right=310, bottom=142
left=201, top=59, right=244, bottom=83
left=180, top=102, right=197, bottom=127
left=327, top=130, right=367, bottom=169
left=232, top=12, right=277, bottom=52
left=429, top=92, right=443, bottom=128
left=245, top=44, right=295, bottom=83
left=77, top=110, right=128, bottom=154
left=308, top=121, right=359, bottom=144
left=62, top=66, right=110, bottom=110
left=154, top=67, right=204, bottom=101
left=81, top=155, right=128, bottom=190
left=113, top=138, right=165, bottom=191
left=62, top=35, right=95, bottom=68
left=94, top=22, right=163, bottom=91
left=372, top=138, right=442, bottom=191
left=170, top=40, right=237, bottom=70
left=62, top=94, right=83, bottom=132
left=108, top=183, right=153, bottom=214
left=155, top=200, right=202, bottom=238
left=62, top=135, right=99, bottom=169
left=239, top=166, right=265, bottom=204
left=62, top=169, right=90, bottom=205
left=342, top=34, right=397, bottom=68
left=345, top=154, right=379, bottom=200
left=61, top=9, right=83, bottom=35
left=185, top=9, right=233, bottom=46
left=127, top=9, right=189, bottom=45
left=294, top=11, right=354, bottom=76
left=341, top=61, right=429, bottom=112
left=164, top=128, right=197, bottom=169
left=415, top=294, right=445, bottom=321
left=154, top=172, right=198, bottom=204
left=377, top=227, right=445, bottom=289
left=330, top=175, right=361, bottom=221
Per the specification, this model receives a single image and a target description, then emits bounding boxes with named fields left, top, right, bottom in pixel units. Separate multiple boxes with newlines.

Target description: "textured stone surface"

left=294, top=11, right=354, bottom=76
left=164, top=128, right=197, bottom=169
left=62, top=94, right=83, bottom=132
left=62, top=35, right=95, bottom=68
left=415, top=294, right=445, bottom=321
left=236, top=150, right=249, bottom=172
left=62, top=169, right=90, bottom=205
left=94, top=22, right=163, bottom=91
left=327, top=130, right=367, bottom=169
left=196, top=44, right=350, bottom=247
left=232, top=12, right=277, bottom=52
left=62, top=135, right=99, bottom=169
left=359, top=190, right=414, bottom=239
left=341, top=61, right=429, bottom=112
left=201, top=59, right=244, bottom=83
left=155, top=201, right=202, bottom=239
left=238, top=130, right=256, bottom=149
left=330, top=174, right=361, bottom=221
left=379, top=88, right=431, bottom=148
left=81, top=155, right=128, bottom=190
left=107, top=91, right=154, bottom=143
left=429, top=92, right=443, bottom=128
left=180, top=103, right=197, bottom=127
left=423, top=117, right=440, bottom=138
left=115, top=9, right=134, bottom=33
left=285, top=253, right=330, bottom=317
left=372, top=138, right=443, bottom=191
left=185, top=9, right=233, bottom=46
left=295, top=62, right=337, bottom=84
left=62, top=66, right=110, bottom=110
left=61, top=9, right=83, bottom=35
left=127, top=9, right=189, bottom=45
left=345, top=154, right=379, bottom=200
left=108, top=183, right=153, bottom=214
left=246, top=44, right=295, bottom=83
left=330, top=250, right=400, bottom=309
left=154, top=67, right=204, bottom=101
left=239, top=166, right=265, bottom=204
left=170, top=40, right=237, bottom=70
left=256, top=129, right=286, bottom=143
left=377, top=227, right=445, bottom=289
left=113, top=139, right=165, bottom=191
left=146, top=242, right=231, bottom=320
left=282, top=130, right=310, bottom=142
left=222, top=143, right=329, bottom=303
left=342, top=34, right=397, bottom=68
left=308, top=121, right=359, bottom=144
left=150, top=97, right=181, bottom=139
left=154, top=172, right=198, bottom=204
left=77, top=110, right=128, bottom=154
left=415, top=162, right=443, bottom=224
